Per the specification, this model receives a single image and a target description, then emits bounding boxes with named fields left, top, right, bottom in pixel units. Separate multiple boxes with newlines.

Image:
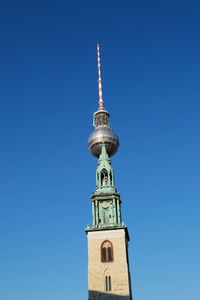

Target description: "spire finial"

left=97, top=43, right=104, bottom=109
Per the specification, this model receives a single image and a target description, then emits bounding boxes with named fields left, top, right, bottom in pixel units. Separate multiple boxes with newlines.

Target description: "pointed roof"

left=100, top=141, right=109, bottom=161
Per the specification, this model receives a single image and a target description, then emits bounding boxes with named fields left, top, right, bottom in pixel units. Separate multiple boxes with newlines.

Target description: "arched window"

left=101, top=240, right=113, bottom=262
left=101, top=169, right=108, bottom=186
left=109, top=276, right=112, bottom=291
left=105, top=276, right=112, bottom=292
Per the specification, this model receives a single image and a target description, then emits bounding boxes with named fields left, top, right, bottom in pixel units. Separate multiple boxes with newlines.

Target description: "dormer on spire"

left=95, top=142, right=116, bottom=194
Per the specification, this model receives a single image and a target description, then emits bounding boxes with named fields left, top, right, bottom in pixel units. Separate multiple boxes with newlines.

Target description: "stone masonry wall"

left=87, top=229, right=131, bottom=299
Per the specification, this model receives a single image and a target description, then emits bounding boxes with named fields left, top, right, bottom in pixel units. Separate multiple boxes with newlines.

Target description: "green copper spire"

left=85, top=142, right=126, bottom=230
left=95, top=141, right=116, bottom=194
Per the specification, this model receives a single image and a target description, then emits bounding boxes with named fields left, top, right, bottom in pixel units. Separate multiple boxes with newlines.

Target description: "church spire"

left=91, top=141, right=122, bottom=228
left=99, top=141, right=109, bottom=161
left=95, top=141, right=116, bottom=195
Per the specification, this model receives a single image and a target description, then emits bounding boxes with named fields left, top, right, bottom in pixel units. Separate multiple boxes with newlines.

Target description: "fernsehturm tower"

left=85, top=44, right=132, bottom=300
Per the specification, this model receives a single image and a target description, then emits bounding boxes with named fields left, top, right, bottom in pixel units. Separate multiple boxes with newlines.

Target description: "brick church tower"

left=85, top=44, right=132, bottom=300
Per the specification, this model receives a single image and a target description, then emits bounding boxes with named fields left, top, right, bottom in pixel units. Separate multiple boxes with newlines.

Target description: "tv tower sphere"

left=88, top=44, right=119, bottom=158
left=88, top=109, right=119, bottom=158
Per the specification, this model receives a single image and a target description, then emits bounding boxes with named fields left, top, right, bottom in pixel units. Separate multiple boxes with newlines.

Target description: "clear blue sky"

left=0, top=1, right=199, bottom=299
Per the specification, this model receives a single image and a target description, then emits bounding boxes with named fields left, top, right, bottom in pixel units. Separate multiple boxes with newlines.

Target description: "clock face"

left=102, top=201, right=110, bottom=209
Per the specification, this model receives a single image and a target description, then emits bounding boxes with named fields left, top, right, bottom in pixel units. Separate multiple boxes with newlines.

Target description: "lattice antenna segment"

left=97, top=43, right=104, bottom=109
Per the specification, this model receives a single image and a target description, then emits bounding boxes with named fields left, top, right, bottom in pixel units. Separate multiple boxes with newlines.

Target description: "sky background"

left=0, top=0, right=200, bottom=299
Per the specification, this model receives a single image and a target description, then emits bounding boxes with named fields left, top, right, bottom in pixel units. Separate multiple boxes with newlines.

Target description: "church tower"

left=86, top=44, right=132, bottom=300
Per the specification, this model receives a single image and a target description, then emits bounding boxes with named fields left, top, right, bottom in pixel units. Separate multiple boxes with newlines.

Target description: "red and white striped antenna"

left=97, top=43, right=104, bottom=109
